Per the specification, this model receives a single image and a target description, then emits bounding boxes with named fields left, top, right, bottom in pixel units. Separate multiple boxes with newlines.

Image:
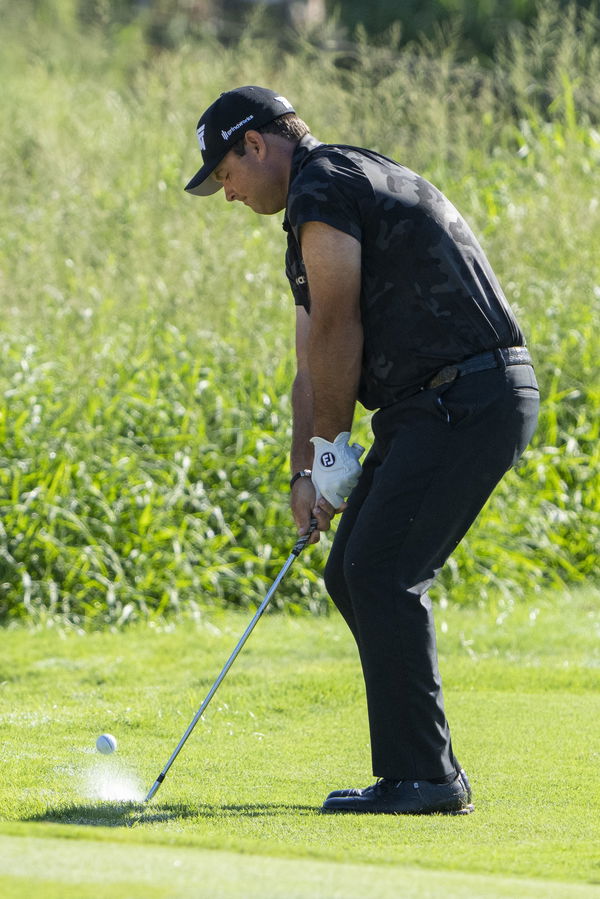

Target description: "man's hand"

left=290, top=476, right=335, bottom=544
left=311, top=432, right=364, bottom=509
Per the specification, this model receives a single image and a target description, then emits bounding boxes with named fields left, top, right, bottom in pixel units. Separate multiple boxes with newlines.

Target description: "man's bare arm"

left=291, top=306, right=314, bottom=474
left=300, top=221, right=363, bottom=440
left=290, top=305, right=331, bottom=541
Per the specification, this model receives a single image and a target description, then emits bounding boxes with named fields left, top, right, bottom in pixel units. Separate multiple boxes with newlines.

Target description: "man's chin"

left=255, top=204, right=286, bottom=216
left=243, top=198, right=285, bottom=215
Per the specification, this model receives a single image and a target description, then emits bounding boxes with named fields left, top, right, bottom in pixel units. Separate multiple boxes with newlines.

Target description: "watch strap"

left=290, top=469, right=312, bottom=489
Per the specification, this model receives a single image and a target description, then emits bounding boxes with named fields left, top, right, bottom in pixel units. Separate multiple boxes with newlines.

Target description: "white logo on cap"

left=221, top=115, right=254, bottom=142
left=275, top=95, right=293, bottom=110
left=196, top=124, right=206, bottom=151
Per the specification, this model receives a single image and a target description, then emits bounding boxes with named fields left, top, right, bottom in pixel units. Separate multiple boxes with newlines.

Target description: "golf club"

left=144, top=518, right=318, bottom=802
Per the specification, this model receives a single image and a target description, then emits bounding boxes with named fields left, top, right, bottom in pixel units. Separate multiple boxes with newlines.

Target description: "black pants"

left=324, top=361, right=540, bottom=781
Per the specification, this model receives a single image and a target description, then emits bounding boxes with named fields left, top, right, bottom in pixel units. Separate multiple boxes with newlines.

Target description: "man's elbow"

left=309, top=310, right=363, bottom=343
left=293, top=366, right=312, bottom=392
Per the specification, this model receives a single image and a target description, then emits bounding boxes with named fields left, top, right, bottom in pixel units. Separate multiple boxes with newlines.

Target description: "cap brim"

left=184, top=165, right=222, bottom=196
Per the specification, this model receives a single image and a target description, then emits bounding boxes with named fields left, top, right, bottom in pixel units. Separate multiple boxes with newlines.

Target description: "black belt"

left=425, top=346, right=532, bottom=391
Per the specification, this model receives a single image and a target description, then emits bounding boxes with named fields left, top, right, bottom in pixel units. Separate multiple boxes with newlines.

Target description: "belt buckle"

left=428, top=365, right=459, bottom=390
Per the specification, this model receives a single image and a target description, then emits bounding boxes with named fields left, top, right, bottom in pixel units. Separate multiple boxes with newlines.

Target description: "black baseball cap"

left=184, top=85, right=295, bottom=196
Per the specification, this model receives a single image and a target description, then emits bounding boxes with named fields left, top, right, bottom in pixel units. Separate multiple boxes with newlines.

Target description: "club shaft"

left=145, top=524, right=315, bottom=802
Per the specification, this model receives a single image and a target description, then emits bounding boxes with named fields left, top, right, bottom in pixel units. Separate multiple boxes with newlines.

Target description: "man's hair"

left=231, top=113, right=310, bottom=156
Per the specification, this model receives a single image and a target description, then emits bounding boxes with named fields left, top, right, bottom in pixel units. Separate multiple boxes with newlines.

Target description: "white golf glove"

left=310, top=432, right=364, bottom=509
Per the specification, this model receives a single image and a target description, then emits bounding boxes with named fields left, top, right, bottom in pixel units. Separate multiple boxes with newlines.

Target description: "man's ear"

left=244, top=130, right=267, bottom=158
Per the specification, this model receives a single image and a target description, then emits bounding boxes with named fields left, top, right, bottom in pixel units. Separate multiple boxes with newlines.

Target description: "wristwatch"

left=290, top=469, right=312, bottom=489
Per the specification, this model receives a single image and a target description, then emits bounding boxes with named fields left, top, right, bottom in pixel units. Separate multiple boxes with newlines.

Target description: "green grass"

left=1, top=587, right=598, bottom=896
left=1, top=837, right=598, bottom=899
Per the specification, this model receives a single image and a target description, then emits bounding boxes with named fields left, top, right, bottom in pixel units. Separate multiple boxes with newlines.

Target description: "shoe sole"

left=321, top=801, right=475, bottom=816
left=447, top=802, right=475, bottom=815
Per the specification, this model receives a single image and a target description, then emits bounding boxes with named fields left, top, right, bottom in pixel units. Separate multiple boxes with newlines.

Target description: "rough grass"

left=0, top=2, right=599, bottom=623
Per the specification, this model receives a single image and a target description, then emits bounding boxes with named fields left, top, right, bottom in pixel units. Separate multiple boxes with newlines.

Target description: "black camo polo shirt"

left=283, top=135, right=525, bottom=410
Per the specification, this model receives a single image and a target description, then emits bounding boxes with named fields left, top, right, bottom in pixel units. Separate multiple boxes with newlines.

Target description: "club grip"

left=291, top=517, right=318, bottom=556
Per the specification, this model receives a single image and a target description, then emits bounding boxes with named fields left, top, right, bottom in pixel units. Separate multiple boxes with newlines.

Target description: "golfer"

left=185, top=86, right=540, bottom=814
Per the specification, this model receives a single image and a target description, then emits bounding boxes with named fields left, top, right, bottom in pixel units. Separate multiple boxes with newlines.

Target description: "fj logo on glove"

left=310, top=432, right=364, bottom=508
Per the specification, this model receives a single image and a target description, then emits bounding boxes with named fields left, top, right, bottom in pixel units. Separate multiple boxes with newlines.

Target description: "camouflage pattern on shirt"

left=283, top=135, right=525, bottom=410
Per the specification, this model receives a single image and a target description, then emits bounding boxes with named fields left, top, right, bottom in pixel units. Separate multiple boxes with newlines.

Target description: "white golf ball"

left=96, top=733, right=117, bottom=754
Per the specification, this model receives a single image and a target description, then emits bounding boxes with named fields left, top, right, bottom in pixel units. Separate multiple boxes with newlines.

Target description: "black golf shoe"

left=321, top=775, right=474, bottom=815
left=326, top=766, right=473, bottom=803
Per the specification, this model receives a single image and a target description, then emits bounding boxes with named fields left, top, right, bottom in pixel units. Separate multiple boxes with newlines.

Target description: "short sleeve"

left=286, top=152, right=366, bottom=244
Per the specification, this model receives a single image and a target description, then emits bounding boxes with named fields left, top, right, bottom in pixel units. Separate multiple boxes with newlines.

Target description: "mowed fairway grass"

left=1, top=586, right=598, bottom=898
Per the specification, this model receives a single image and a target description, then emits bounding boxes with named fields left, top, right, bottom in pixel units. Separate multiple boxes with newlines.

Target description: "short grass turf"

left=0, top=587, right=598, bottom=898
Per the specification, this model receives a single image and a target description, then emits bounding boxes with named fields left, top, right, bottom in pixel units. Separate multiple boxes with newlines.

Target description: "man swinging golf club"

left=185, top=86, right=540, bottom=815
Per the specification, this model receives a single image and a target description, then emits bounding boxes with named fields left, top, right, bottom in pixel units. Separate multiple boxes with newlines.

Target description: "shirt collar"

left=282, top=134, right=323, bottom=233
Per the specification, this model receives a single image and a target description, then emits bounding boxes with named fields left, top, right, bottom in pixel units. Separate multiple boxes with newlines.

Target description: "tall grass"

left=0, top=1, right=598, bottom=624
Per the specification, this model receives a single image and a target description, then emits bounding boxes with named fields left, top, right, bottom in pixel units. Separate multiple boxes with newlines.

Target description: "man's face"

left=212, top=132, right=288, bottom=215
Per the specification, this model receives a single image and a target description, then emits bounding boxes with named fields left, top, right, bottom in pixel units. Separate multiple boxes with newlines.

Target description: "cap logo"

left=196, top=124, right=206, bottom=151
left=274, top=95, right=293, bottom=110
left=221, top=114, right=254, bottom=142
